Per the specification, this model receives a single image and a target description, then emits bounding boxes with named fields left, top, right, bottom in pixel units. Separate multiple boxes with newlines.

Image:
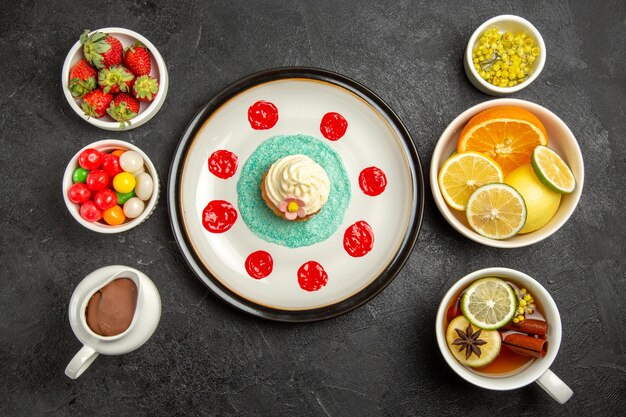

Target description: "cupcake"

left=261, top=154, right=330, bottom=221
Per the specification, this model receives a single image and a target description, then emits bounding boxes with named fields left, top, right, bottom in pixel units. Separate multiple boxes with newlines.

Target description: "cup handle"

left=65, top=345, right=99, bottom=379
left=535, top=369, right=573, bottom=404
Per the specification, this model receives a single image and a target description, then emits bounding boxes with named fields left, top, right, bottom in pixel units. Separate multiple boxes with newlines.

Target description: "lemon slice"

left=466, top=183, right=527, bottom=239
left=531, top=145, right=576, bottom=193
left=461, top=277, right=517, bottom=330
left=446, top=315, right=501, bottom=367
left=438, top=151, right=504, bottom=211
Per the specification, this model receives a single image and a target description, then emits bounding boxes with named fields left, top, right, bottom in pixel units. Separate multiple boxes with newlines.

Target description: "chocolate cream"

left=86, top=278, right=137, bottom=337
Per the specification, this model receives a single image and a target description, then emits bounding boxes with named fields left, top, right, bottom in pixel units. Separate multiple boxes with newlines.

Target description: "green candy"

left=116, top=190, right=135, bottom=205
left=72, top=167, right=89, bottom=183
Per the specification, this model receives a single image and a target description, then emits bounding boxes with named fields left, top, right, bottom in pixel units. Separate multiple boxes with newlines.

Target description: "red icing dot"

left=359, top=166, right=387, bottom=196
left=248, top=100, right=278, bottom=130
left=343, top=221, right=375, bottom=257
left=320, top=112, right=348, bottom=141
left=297, top=261, right=328, bottom=292
left=202, top=200, right=237, bottom=233
left=208, top=150, right=238, bottom=179
left=245, top=251, right=273, bottom=279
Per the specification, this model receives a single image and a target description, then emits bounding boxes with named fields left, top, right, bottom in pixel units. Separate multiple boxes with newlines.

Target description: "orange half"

left=457, top=106, right=548, bottom=174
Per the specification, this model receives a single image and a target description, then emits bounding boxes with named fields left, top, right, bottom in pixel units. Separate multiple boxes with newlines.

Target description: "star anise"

left=452, top=323, right=488, bottom=359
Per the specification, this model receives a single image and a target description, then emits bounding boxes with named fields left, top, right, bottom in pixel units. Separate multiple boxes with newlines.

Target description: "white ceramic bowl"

left=430, top=98, right=584, bottom=248
left=464, top=15, right=546, bottom=95
left=61, top=27, right=169, bottom=131
left=62, top=139, right=160, bottom=233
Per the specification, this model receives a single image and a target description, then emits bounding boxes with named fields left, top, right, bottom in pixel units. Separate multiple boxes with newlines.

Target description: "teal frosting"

left=237, top=134, right=351, bottom=248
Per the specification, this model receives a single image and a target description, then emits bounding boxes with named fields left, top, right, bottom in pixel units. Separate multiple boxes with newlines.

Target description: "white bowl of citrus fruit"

left=431, top=99, right=584, bottom=248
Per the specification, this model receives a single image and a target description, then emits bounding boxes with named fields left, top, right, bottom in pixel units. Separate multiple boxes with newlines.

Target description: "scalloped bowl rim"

left=62, top=139, right=160, bottom=233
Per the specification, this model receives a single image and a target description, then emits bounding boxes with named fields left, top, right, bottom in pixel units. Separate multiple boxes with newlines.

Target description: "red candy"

left=100, top=153, right=123, bottom=178
left=320, top=112, right=348, bottom=141
left=68, top=183, right=91, bottom=204
left=86, top=169, right=109, bottom=191
left=80, top=200, right=102, bottom=222
left=297, top=261, right=328, bottom=292
left=248, top=100, right=279, bottom=130
left=79, top=148, right=102, bottom=170
left=245, top=250, right=273, bottom=279
left=93, top=189, right=118, bottom=211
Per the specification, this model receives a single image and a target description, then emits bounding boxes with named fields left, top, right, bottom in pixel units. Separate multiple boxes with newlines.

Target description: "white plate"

left=168, top=68, right=423, bottom=321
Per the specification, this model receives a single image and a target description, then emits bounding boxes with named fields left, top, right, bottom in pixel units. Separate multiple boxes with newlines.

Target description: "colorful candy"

left=68, top=183, right=92, bottom=204
left=116, top=190, right=135, bottom=205
left=80, top=200, right=102, bottom=222
left=93, top=189, right=118, bottom=211
left=113, top=172, right=136, bottom=194
left=103, top=205, right=126, bottom=225
left=119, top=151, right=144, bottom=174
left=100, top=153, right=123, bottom=178
left=69, top=147, right=155, bottom=226
left=79, top=148, right=102, bottom=170
left=123, top=197, right=145, bottom=219
left=134, top=173, right=153, bottom=200
left=86, top=169, right=109, bottom=191
left=72, top=167, right=89, bottom=183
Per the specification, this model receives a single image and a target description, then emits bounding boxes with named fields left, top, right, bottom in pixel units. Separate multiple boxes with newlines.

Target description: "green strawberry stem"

left=81, top=30, right=111, bottom=70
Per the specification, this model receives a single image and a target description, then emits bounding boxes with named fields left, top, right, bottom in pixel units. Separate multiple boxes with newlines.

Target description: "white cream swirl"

left=265, top=155, right=330, bottom=215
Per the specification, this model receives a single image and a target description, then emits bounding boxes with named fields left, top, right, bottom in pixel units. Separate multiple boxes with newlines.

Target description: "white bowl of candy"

left=63, top=140, right=159, bottom=233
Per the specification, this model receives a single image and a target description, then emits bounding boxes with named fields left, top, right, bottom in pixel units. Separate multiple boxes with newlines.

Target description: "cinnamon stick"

left=502, top=319, right=548, bottom=337
left=503, top=334, right=548, bottom=358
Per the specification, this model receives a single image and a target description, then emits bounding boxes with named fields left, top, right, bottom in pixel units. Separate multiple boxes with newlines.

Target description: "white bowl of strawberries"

left=62, top=27, right=168, bottom=131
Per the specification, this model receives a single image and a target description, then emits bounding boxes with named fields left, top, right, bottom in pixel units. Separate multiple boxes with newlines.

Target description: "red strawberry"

left=69, top=59, right=97, bottom=98
left=132, top=75, right=159, bottom=102
left=80, top=30, right=123, bottom=70
left=123, top=42, right=151, bottom=76
left=82, top=89, right=114, bottom=118
left=98, top=65, right=136, bottom=94
left=107, top=93, right=140, bottom=128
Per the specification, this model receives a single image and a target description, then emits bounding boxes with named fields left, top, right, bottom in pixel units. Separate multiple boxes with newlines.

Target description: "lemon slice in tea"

left=438, top=151, right=504, bottom=211
left=466, top=183, right=527, bottom=239
left=446, top=315, right=501, bottom=368
left=461, top=277, right=517, bottom=330
left=531, top=145, right=576, bottom=193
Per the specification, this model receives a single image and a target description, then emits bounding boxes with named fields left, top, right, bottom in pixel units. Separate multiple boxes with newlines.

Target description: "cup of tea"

left=435, top=267, right=573, bottom=403
left=65, top=265, right=161, bottom=379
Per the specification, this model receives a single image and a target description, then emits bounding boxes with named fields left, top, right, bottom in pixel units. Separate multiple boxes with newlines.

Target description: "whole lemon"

left=504, top=164, right=561, bottom=234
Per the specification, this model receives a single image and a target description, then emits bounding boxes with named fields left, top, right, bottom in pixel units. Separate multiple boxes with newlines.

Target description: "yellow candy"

left=113, top=172, right=136, bottom=194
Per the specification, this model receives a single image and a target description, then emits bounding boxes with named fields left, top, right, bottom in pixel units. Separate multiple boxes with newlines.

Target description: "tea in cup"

left=435, top=267, right=573, bottom=403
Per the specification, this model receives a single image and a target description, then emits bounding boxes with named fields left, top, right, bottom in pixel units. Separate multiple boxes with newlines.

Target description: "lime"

left=466, top=183, right=527, bottom=239
left=504, top=164, right=560, bottom=234
left=531, top=145, right=576, bottom=194
left=461, top=277, right=517, bottom=330
left=446, top=315, right=501, bottom=368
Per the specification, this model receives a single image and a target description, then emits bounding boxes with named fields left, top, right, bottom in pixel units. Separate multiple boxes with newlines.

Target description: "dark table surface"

left=2, top=0, right=625, bottom=416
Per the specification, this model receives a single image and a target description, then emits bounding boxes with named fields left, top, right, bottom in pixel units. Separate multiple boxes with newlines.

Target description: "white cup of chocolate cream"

left=65, top=265, right=161, bottom=379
